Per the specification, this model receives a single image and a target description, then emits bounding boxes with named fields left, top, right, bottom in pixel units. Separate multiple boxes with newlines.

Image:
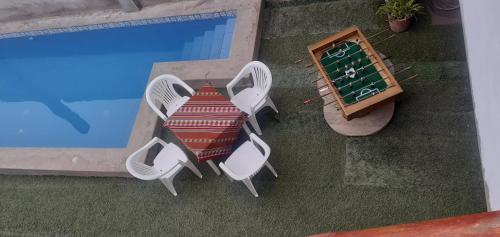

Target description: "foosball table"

left=307, top=26, right=404, bottom=120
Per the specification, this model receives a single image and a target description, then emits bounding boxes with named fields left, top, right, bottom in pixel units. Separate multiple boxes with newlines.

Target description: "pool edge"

left=0, top=0, right=263, bottom=177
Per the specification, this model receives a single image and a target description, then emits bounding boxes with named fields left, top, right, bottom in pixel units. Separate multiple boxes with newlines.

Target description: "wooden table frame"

left=308, top=26, right=403, bottom=120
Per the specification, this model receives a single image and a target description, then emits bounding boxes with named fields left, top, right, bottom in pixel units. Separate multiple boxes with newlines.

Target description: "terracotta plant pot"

left=388, top=15, right=413, bottom=32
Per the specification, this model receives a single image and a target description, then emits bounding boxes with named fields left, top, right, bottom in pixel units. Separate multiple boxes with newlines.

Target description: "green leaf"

left=376, top=0, right=424, bottom=20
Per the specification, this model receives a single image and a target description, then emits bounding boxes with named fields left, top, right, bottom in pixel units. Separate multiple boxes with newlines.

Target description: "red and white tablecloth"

left=164, top=84, right=247, bottom=163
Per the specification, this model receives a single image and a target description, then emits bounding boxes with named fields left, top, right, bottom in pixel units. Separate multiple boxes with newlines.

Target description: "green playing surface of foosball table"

left=320, top=41, right=388, bottom=105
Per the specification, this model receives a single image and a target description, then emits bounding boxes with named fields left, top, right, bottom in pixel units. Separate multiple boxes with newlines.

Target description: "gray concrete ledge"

left=0, top=0, right=263, bottom=177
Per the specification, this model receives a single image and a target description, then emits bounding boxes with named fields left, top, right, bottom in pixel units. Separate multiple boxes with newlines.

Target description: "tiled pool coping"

left=0, top=0, right=263, bottom=176
left=0, top=10, right=236, bottom=40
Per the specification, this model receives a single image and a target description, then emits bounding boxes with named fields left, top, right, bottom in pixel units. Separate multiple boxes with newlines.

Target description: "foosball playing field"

left=320, top=41, right=388, bottom=105
left=308, top=26, right=404, bottom=120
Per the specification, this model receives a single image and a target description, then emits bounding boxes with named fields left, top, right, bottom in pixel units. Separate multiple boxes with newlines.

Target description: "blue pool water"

left=0, top=13, right=236, bottom=148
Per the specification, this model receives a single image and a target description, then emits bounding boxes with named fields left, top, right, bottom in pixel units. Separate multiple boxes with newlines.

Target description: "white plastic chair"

left=126, top=137, right=202, bottom=196
left=219, top=133, right=277, bottom=197
left=227, top=61, right=278, bottom=135
left=146, top=74, right=195, bottom=121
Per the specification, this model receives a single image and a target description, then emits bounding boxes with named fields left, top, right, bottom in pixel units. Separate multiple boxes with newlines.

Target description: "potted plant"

left=376, top=0, right=424, bottom=32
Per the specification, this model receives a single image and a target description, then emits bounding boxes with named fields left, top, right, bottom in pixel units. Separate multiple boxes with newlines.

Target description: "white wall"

left=460, top=0, right=500, bottom=211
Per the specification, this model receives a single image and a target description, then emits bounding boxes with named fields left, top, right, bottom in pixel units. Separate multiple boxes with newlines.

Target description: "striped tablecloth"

left=164, top=85, right=247, bottom=163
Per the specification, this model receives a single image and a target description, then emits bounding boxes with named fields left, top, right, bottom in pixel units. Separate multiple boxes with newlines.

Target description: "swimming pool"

left=0, top=11, right=236, bottom=148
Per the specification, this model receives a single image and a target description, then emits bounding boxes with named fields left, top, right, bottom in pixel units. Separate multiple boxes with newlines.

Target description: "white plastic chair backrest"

left=145, top=74, right=194, bottom=121
left=219, top=133, right=271, bottom=180
left=235, top=61, right=272, bottom=96
left=249, top=133, right=270, bottom=159
left=126, top=137, right=167, bottom=181
left=247, top=133, right=271, bottom=178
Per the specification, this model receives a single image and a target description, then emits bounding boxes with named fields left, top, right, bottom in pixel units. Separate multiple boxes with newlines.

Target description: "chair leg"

left=242, top=178, right=259, bottom=197
left=206, top=160, right=221, bottom=176
left=248, top=115, right=262, bottom=135
left=265, top=161, right=278, bottom=178
left=266, top=96, right=279, bottom=114
left=184, top=160, right=203, bottom=179
left=242, top=124, right=251, bottom=135
left=160, top=178, right=177, bottom=196
left=223, top=172, right=234, bottom=182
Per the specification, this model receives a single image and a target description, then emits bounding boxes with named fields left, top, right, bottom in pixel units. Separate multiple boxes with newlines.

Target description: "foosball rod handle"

left=382, top=55, right=392, bottom=61
left=311, top=76, right=323, bottom=84
left=306, top=68, right=318, bottom=76
left=303, top=92, right=333, bottom=105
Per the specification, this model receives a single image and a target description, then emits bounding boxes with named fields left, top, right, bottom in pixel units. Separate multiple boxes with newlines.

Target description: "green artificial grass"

left=0, top=0, right=486, bottom=236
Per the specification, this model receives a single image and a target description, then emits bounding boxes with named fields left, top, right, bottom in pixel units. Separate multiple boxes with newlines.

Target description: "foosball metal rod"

left=316, top=69, right=385, bottom=92
left=311, top=84, right=342, bottom=110
left=310, top=76, right=324, bottom=84
left=382, top=75, right=418, bottom=91
left=331, top=60, right=381, bottom=83
left=305, top=68, right=319, bottom=77
left=350, top=74, right=418, bottom=96
left=396, top=74, right=418, bottom=84
left=320, top=35, right=396, bottom=65
left=315, top=84, right=330, bottom=92
left=319, top=45, right=366, bottom=62
left=323, top=53, right=374, bottom=70
left=319, top=37, right=373, bottom=59
left=310, top=55, right=374, bottom=83
left=382, top=55, right=393, bottom=61
left=372, top=34, right=396, bottom=46
left=303, top=91, right=341, bottom=110
left=309, top=54, right=390, bottom=83
left=319, top=49, right=391, bottom=72
left=303, top=92, right=333, bottom=104
left=319, top=40, right=366, bottom=62
left=315, top=79, right=340, bottom=93
left=317, top=47, right=371, bottom=70
left=318, top=40, right=351, bottom=57
left=323, top=100, right=340, bottom=110
left=346, top=75, right=416, bottom=104
left=366, top=28, right=389, bottom=40
left=325, top=54, right=392, bottom=73
left=393, top=66, right=413, bottom=75
left=336, top=69, right=384, bottom=91
left=301, top=70, right=320, bottom=83
left=344, top=66, right=411, bottom=88
left=340, top=78, right=387, bottom=99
